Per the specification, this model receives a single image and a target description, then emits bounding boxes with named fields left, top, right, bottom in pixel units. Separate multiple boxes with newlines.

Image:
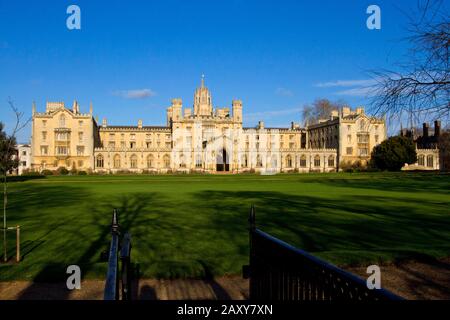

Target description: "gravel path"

left=1, top=258, right=449, bottom=300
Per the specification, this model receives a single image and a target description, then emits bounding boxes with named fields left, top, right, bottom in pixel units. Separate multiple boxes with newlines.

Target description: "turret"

left=72, top=100, right=79, bottom=114
left=169, top=98, right=183, bottom=122
left=232, top=99, right=242, bottom=122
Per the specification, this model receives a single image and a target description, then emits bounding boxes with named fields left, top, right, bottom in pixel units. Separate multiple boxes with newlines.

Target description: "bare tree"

left=302, top=98, right=346, bottom=125
left=370, top=0, right=449, bottom=125
left=1, top=99, right=30, bottom=262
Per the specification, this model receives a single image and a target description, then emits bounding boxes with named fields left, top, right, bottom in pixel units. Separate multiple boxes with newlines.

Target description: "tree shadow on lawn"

left=192, top=190, right=450, bottom=266
left=15, top=191, right=203, bottom=299
left=298, top=172, right=450, bottom=195
left=11, top=185, right=450, bottom=299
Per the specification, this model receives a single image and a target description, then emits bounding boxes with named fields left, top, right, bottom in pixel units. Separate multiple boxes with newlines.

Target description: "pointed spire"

left=89, top=101, right=93, bottom=115
left=201, top=74, right=205, bottom=88
left=32, top=101, right=36, bottom=115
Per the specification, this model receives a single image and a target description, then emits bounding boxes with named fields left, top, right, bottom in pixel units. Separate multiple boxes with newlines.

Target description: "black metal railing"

left=104, top=209, right=132, bottom=300
left=244, top=205, right=403, bottom=301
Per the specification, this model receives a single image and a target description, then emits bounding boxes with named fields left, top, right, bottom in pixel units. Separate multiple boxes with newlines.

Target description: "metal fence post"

left=104, top=209, right=120, bottom=300
left=248, top=205, right=256, bottom=299
left=16, top=226, right=20, bottom=262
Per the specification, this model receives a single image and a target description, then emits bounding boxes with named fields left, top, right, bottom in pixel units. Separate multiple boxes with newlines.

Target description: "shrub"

left=56, top=167, right=69, bottom=175
left=21, top=169, right=41, bottom=176
left=115, top=169, right=131, bottom=175
left=77, top=170, right=87, bottom=175
left=371, top=136, right=417, bottom=171
left=339, top=160, right=369, bottom=173
left=69, top=168, right=78, bottom=175
left=41, top=169, right=54, bottom=176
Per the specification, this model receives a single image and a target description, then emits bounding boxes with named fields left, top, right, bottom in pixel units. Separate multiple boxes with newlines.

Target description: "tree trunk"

left=3, top=174, right=7, bottom=262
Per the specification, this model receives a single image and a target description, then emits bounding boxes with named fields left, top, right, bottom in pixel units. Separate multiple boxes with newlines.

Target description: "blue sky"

left=0, top=0, right=433, bottom=142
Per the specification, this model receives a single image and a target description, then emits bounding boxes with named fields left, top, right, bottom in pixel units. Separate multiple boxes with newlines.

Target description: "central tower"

left=193, top=75, right=213, bottom=117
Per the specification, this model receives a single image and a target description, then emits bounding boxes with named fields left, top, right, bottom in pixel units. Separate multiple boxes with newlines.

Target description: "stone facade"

left=30, top=78, right=388, bottom=173
left=401, top=121, right=441, bottom=171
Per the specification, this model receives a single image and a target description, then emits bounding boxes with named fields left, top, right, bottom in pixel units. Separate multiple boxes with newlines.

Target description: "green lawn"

left=1, top=172, right=449, bottom=282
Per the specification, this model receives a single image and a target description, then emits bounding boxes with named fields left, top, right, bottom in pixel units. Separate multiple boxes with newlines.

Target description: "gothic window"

left=113, top=154, right=121, bottom=168
left=179, top=154, right=186, bottom=168
left=195, top=154, right=202, bottom=168
left=314, top=155, right=321, bottom=167
left=256, top=155, right=262, bottom=167
left=271, top=155, right=277, bottom=168
left=427, top=155, right=434, bottom=168
left=418, top=155, right=425, bottom=166
left=130, top=154, right=138, bottom=169
left=77, top=146, right=85, bottom=156
left=300, top=155, right=307, bottom=167
left=242, top=154, right=248, bottom=167
left=96, top=155, right=104, bottom=168
left=286, top=155, right=292, bottom=168
left=360, top=120, right=366, bottom=131
left=163, top=154, right=171, bottom=168
left=328, top=155, right=334, bottom=167
left=147, top=155, right=154, bottom=168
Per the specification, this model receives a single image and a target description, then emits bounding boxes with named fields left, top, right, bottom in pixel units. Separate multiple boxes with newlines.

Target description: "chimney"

left=341, top=106, right=350, bottom=117
left=331, top=110, right=338, bottom=119
left=258, top=121, right=264, bottom=129
left=102, top=118, right=107, bottom=127
left=138, top=119, right=143, bottom=128
left=434, top=120, right=441, bottom=137
left=423, top=123, right=429, bottom=138
left=355, top=106, right=364, bottom=115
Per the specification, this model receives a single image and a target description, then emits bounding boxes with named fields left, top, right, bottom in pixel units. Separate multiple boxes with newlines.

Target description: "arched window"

left=113, top=154, right=121, bottom=169
left=427, top=155, right=434, bottom=168
left=256, top=154, right=262, bottom=167
left=59, top=114, right=66, bottom=128
left=96, top=155, right=104, bottom=168
left=179, top=154, right=186, bottom=168
left=328, top=155, right=335, bottom=167
left=130, top=154, right=138, bottom=169
left=195, top=154, right=202, bottom=168
left=242, top=154, right=248, bottom=168
left=286, top=155, right=292, bottom=168
left=147, top=154, right=154, bottom=168
left=418, top=155, right=425, bottom=166
left=314, top=155, right=321, bottom=167
left=271, top=155, right=277, bottom=168
left=300, top=155, right=307, bottom=167
left=360, top=120, right=365, bottom=131
left=163, top=154, right=171, bottom=168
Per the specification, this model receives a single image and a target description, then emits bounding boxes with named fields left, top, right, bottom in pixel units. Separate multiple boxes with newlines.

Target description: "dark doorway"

left=216, top=149, right=229, bottom=171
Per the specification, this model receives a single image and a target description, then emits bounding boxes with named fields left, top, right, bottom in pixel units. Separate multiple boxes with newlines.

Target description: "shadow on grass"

left=298, top=172, right=450, bottom=194
left=6, top=176, right=450, bottom=299
left=6, top=175, right=46, bottom=183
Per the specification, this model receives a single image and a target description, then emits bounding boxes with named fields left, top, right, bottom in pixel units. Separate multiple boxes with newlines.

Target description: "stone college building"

left=31, top=78, right=388, bottom=174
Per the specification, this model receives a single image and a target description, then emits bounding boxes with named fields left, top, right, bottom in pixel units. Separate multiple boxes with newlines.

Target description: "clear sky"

left=0, top=0, right=436, bottom=142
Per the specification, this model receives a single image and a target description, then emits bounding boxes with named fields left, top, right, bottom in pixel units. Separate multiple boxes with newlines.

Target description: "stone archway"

left=216, top=148, right=229, bottom=171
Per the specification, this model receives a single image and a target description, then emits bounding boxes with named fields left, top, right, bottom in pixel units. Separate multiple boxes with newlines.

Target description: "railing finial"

left=112, top=208, right=119, bottom=234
